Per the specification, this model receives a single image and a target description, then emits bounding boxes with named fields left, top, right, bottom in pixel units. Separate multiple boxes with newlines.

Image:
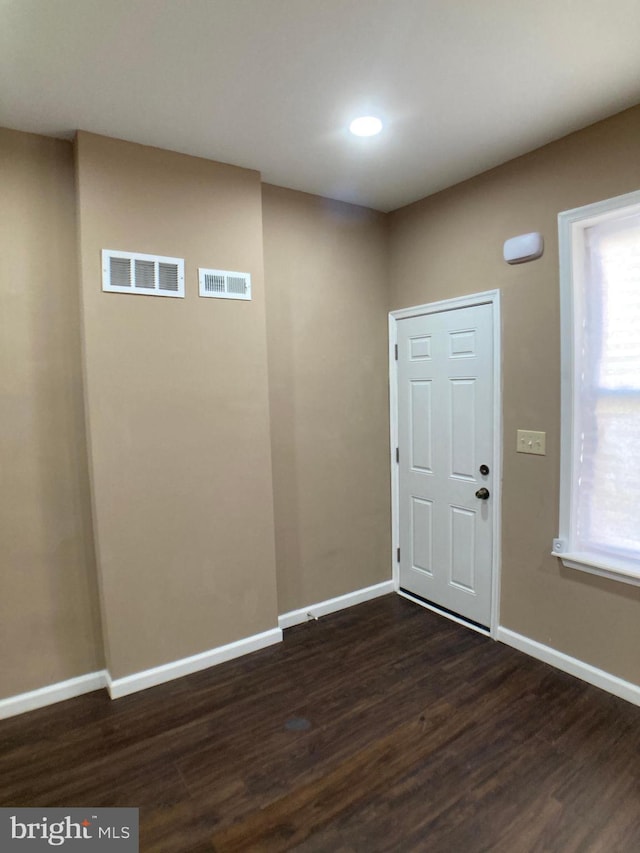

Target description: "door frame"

left=389, top=289, right=502, bottom=638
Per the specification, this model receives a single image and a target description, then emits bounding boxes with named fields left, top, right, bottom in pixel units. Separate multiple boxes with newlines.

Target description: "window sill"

left=554, top=551, right=640, bottom=588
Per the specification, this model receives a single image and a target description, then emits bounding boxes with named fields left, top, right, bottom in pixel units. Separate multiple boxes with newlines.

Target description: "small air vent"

left=198, top=268, right=251, bottom=301
left=102, top=250, right=185, bottom=298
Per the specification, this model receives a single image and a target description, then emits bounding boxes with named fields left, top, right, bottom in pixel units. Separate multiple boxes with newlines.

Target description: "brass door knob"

left=475, top=487, right=490, bottom=500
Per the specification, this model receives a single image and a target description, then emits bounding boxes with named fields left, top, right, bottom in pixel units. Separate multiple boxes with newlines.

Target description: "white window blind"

left=557, top=191, right=640, bottom=585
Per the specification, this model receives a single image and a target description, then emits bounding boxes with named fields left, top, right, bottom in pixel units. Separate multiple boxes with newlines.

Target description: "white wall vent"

left=198, top=268, right=252, bottom=301
left=102, top=250, right=185, bottom=298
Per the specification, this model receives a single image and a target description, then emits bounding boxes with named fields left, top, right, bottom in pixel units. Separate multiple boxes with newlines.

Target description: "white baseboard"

left=278, top=580, right=394, bottom=630
left=106, top=627, right=283, bottom=699
left=0, top=671, right=107, bottom=720
left=497, top=627, right=640, bottom=707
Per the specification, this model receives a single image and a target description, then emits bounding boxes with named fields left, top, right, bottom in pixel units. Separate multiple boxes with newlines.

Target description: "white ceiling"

left=2, top=0, right=639, bottom=212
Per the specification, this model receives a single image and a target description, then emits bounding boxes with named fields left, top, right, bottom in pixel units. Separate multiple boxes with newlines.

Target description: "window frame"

left=556, top=189, right=640, bottom=588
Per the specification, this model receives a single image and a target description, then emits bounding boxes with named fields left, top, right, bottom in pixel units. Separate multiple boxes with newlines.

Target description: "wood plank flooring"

left=1, top=594, right=639, bottom=851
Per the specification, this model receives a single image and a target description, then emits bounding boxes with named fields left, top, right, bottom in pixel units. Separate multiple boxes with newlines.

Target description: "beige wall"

left=389, top=105, right=640, bottom=685
left=4, top=105, right=640, bottom=699
left=75, top=132, right=278, bottom=679
left=0, top=128, right=103, bottom=698
left=262, top=185, right=391, bottom=612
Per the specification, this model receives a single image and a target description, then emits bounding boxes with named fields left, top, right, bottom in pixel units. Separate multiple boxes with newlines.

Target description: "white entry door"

left=396, top=301, right=495, bottom=627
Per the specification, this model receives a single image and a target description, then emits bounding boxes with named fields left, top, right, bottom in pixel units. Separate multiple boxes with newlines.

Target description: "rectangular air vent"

left=102, top=250, right=185, bottom=297
left=198, top=268, right=251, bottom=300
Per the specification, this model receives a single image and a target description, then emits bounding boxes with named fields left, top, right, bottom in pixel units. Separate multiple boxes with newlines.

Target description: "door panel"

left=450, top=505, right=475, bottom=591
left=450, top=378, right=476, bottom=479
left=411, top=497, right=434, bottom=576
left=398, top=303, right=493, bottom=627
left=410, top=381, right=433, bottom=471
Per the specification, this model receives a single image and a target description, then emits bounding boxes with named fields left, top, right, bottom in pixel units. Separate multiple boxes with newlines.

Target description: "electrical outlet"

left=517, top=429, right=546, bottom=455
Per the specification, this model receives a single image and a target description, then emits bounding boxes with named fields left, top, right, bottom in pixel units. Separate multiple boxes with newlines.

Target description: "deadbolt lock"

left=479, top=464, right=490, bottom=475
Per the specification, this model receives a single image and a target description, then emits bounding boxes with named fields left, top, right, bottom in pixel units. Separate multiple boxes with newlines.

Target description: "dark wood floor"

left=1, top=595, right=639, bottom=852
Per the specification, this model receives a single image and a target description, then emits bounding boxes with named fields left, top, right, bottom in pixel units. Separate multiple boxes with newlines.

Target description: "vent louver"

left=159, top=262, right=180, bottom=292
left=102, top=250, right=185, bottom=298
left=110, top=256, right=132, bottom=288
left=198, top=268, right=252, bottom=301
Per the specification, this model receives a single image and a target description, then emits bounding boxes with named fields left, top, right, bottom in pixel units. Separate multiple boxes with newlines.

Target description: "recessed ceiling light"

left=349, top=116, right=383, bottom=137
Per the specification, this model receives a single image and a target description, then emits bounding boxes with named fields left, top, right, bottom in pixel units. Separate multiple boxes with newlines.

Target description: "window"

left=556, top=189, right=640, bottom=586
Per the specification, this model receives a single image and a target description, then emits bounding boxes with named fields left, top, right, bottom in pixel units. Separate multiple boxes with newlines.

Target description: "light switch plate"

left=517, top=429, right=546, bottom=455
